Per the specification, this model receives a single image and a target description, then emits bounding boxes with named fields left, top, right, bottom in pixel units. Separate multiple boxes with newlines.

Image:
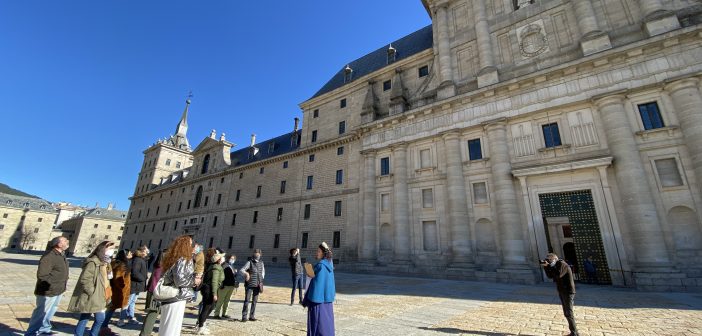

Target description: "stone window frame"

left=421, top=188, right=434, bottom=209
left=415, top=144, right=436, bottom=171
left=471, top=180, right=491, bottom=205
left=649, top=154, right=688, bottom=192
left=627, top=92, right=677, bottom=136
left=380, top=193, right=390, bottom=213
left=535, top=118, right=569, bottom=151
left=313, top=109, right=319, bottom=118
left=383, top=80, right=392, bottom=91
left=418, top=65, right=429, bottom=78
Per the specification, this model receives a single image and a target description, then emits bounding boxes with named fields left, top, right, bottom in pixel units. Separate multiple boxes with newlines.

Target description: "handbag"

left=258, top=282, right=264, bottom=293
left=153, top=267, right=179, bottom=301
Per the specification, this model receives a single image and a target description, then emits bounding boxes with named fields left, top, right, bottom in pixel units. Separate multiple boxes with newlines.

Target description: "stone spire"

left=170, top=94, right=192, bottom=151
left=389, top=70, right=407, bottom=115
left=361, top=81, right=378, bottom=123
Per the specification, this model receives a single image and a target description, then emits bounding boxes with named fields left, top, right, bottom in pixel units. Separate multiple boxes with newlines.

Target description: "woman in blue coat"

left=302, top=242, right=336, bottom=336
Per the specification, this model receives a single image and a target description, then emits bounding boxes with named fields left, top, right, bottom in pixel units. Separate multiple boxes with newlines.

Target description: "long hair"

left=88, top=240, right=115, bottom=261
left=205, top=248, right=216, bottom=265
left=161, top=235, right=193, bottom=271
left=152, top=250, right=165, bottom=271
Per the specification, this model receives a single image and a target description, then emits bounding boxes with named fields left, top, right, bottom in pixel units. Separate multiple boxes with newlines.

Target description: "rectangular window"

left=187, top=200, right=191, bottom=209
left=166, top=204, right=170, bottom=213
left=655, top=158, right=684, bottom=187
left=162, top=222, right=166, bottom=231
left=542, top=123, right=562, bottom=148
left=0, top=225, right=4, bottom=230
left=307, top=176, right=314, bottom=190
left=274, top=234, right=280, bottom=248
left=333, top=231, right=341, bottom=248
left=260, top=167, right=265, bottom=174
left=309, top=154, right=315, bottom=162
left=208, top=237, right=213, bottom=248
left=217, top=194, right=222, bottom=205
left=383, top=80, right=391, bottom=91
left=228, top=236, right=233, bottom=249
left=283, top=161, right=289, bottom=168
left=311, top=130, right=317, bottom=143
left=212, top=216, right=218, bottom=227
left=2, top=214, right=6, bottom=218
left=473, top=182, right=488, bottom=204
left=134, top=226, right=138, bottom=234
left=422, top=189, right=434, bottom=208
left=156, top=206, right=160, bottom=215
left=280, top=180, right=286, bottom=194
left=338, top=121, right=346, bottom=135
left=256, top=185, right=262, bottom=198
left=336, top=170, right=343, bottom=185
left=221, top=177, right=225, bottom=183
left=94, top=224, right=99, bottom=228
left=239, top=172, right=244, bottom=179
left=381, top=194, right=390, bottom=212
left=236, top=190, right=241, bottom=201
left=174, top=221, right=178, bottom=230
left=301, top=232, right=309, bottom=248
left=418, top=65, right=429, bottom=77
left=304, top=204, right=311, bottom=219
left=277, top=207, right=283, bottom=221
left=249, top=235, right=255, bottom=249
left=253, top=211, right=258, bottom=223
left=420, top=149, right=431, bottom=168
left=638, top=102, right=665, bottom=130
left=178, top=202, right=182, bottom=212
left=340, top=98, right=347, bottom=108
left=422, top=221, right=439, bottom=251
left=204, top=196, right=209, bottom=207
left=38, top=218, right=43, bottom=222
left=468, top=139, right=483, bottom=160
left=334, top=201, right=342, bottom=217
left=313, top=109, right=319, bottom=118
left=268, top=143, right=275, bottom=154
left=337, top=146, right=344, bottom=155
left=380, top=157, right=390, bottom=175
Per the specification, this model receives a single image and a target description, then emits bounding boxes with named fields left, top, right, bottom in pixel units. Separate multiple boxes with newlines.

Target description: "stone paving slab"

left=2, top=251, right=702, bottom=336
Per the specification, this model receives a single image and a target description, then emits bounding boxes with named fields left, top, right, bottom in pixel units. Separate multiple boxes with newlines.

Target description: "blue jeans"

left=75, top=311, right=106, bottom=336
left=291, top=274, right=304, bottom=304
left=24, top=294, right=63, bottom=336
left=123, top=293, right=138, bottom=319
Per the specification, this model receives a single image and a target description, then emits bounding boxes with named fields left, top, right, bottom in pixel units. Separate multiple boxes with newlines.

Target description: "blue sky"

left=0, top=1, right=431, bottom=209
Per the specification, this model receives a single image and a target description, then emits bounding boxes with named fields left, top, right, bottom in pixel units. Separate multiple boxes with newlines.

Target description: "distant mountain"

left=0, top=182, right=41, bottom=199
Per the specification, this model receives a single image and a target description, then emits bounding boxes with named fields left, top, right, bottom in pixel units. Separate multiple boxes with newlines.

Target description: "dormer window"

left=6, top=200, right=11, bottom=205
left=23, top=202, right=30, bottom=208
left=514, top=0, right=534, bottom=10
left=201, top=154, right=210, bottom=174
left=387, top=44, right=397, bottom=64
left=268, top=142, right=276, bottom=153
left=165, top=159, right=171, bottom=166
left=343, top=65, right=353, bottom=83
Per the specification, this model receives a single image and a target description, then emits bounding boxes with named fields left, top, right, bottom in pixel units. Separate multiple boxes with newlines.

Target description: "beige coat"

left=68, top=255, right=109, bottom=313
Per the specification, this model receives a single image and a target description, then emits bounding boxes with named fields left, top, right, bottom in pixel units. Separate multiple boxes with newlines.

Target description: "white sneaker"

left=196, top=326, right=210, bottom=335
left=129, top=318, right=140, bottom=324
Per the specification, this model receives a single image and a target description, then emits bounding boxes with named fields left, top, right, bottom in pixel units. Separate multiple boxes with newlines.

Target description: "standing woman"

left=157, top=236, right=195, bottom=336
left=100, top=249, right=131, bottom=334
left=302, top=242, right=336, bottom=336
left=196, top=248, right=225, bottom=335
left=140, top=250, right=165, bottom=336
left=213, top=254, right=238, bottom=319
left=68, top=241, right=115, bottom=336
left=126, top=246, right=149, bottom=324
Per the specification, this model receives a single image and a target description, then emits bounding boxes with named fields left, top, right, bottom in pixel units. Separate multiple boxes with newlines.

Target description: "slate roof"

left=230, top=130, right=302, bottom=167
left=0, top=192, right=54, bottom=212
left=81, top=207, right=128, bottom=221
left=310, top=24, right=434, bottom=100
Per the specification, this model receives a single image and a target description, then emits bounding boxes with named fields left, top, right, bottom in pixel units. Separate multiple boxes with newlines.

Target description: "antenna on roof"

left=186, top=90, right=193, bottom=104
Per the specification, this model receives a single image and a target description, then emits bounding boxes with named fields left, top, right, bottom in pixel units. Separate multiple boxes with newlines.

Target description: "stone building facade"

left=121, top=0, right=702, bottom=290
left=61, top=206, right=127, bottom=257
left=0, top=193, right=57, bottom=251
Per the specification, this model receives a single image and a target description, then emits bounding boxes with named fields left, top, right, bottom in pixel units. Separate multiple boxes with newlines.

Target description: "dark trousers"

left=242, top=287, right=260, bottom=319
left=139, top=292, right=160, bottom=336
left=291, top=274, right=304, bottom=304
left=197, top=284, right=215, bottom=328
left=558, top=292, right=578, bottom=335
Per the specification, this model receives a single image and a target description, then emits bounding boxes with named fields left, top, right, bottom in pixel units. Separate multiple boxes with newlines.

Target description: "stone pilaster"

left=572, top=0, right=612, bottom=56
left=484, top=120, right=528, bottom=268
left=392, top=143, right=411, bottom=262
left=666, top=78, right=702, bottom=196
left=442, top=131, right=473, bottom=266
left=435, top=2, right=456, bottom=99
left=638, top=0, right=680, bottom=37
left=361, top=150, right=378, bottom=261
left=473, top=0, right=499, bottom=88
left=594, top=94, right=671, bottom=267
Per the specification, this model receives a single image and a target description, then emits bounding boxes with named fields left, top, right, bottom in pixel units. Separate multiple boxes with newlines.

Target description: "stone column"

left=572, top=0, right=612, bottom=56
left=392, top=143, right=411, bottom=262
left=473, top=0, right=499, bottom=88
left=361, top=150, right=378, bottom=261
left=435, top=2, right=456, bottom=98
left=485, top=120, right=528, bottom=267
left=666, top=78, right=702, bottom=195
left=594, top=94, right=670, bottom=266
left=638, top=0, right=680, bottom=36
left=442, top=131, right=473, bottom=265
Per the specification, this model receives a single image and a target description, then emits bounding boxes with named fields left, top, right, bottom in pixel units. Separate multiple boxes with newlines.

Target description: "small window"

left=228, top=236, right=233, bottom=249
left=420, top=149, right=431, bottom=168
left=542, top=123, right=562, bottom=148
left=104, top=234, right=109, bottom=239
left=274, top=234, right=280, bottom=248
left=249, top=235, right=255, bottom=249
left=307, top=176, right=314, bottom=190
left=0, top=224, right=4, bottom=230
left=336, top=170, right=343, bottom=185
left=283, top=161, right=289, bottom=168
left=337, top=146, right=344, bottom=155
left=340, top=99, right=347, bottom=108
left=2, top=213, right=7, bottom=218
left=35, top=228, right=41, bottom=234
left=161, top=222, right=166, bottom=231
left=253, top=211, right=258, bottom=223
left=468, top=139, right=483, bottom=160
left=422, top=189, right=434, bottom=208
left=152, top=223, right=156, bottom=232
left=217, top=194, right=222, bottom=205
left=231, top=213, right=237, bottom=226
left=311, top=130, right=317, bottom=143
left=313, top=109, right=319, bottom=118
left=38, top=218, right=43, bottom=222
left=301, top=232, right=309, bottom=248
left=176, top=161, right=181, bottom=168
left=380, top=157, right=390, bottom=176
left=309, top=154, right=315, bottom=162
left=473, top=182, right=489, bottom=204
left=94, top=224, right=98, bottom=229
left=212, top=216, right=218, bottom=227
left=334, top=201, right=342, bottom=217
left=381, top=194, right=390, bottom=212
left=239, top=172, right=244, bottom=179
left=280, top=180, right=286, bottom=194
left=655, top=158, right=684, bottom=187
left=260, top=167, right=265, bottom=174
left=277, top=208, right=283, bottom=221
left=304, top=204, right=311, bottom=219
left=166, top=204, right=170, bottom=213
left=268, top=143, right=275, bottom=154
left=418, top=65, right=429, bottom=78
left=383, top=80, right=392, bottom=91
left=91, top=234, right=96, bottom=238
left=638, top=102, right=665, bottom=130
left=221, top=177, right=225, bottom=183
left=339, top=121, right=346, bottom=135
left=235, top=190, right=241, bottom=202
left=256, top=186, right=262, bottom=198
left=333, top=231, right=341, bottom=248
left=165, top=159, right=171, bottom=166
left=201, top=154, right=210, bottom=174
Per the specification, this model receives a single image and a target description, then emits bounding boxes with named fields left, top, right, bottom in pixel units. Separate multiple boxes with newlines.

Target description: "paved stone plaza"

left=1, top=251, right=701, bottom=336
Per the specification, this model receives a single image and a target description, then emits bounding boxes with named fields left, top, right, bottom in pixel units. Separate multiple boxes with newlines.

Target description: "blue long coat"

left=305, top=259, right=335, bottom=303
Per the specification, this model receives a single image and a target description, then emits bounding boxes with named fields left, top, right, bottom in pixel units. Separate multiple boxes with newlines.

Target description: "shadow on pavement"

left=418, top=327, right=516, bottom=335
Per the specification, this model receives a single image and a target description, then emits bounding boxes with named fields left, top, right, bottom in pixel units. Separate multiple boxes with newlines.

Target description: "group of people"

left=25, top=235, right=337, bottom=336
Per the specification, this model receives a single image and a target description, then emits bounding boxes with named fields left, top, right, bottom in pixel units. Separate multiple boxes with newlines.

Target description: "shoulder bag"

left=153, top=265, right=179, bottom=301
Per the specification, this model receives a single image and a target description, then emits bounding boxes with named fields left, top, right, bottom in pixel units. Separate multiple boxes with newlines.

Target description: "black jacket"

left=222, top=264, right=238, bottom=287
left=130, top=256, right=148, bottom=294
left=544, top=260, right=576, bottom=294
left=34, top=249, right=69, bottom=296
left=289, top=254, right=302, bottom=276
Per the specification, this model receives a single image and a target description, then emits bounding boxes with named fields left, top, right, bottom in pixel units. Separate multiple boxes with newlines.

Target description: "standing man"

left=126, top=246, right=149, bottom=324
left=25, top=236, right=70, bottom=336
left=541, top=253, right=579, bottom=336
left=288, top=248, right=304, bottom=306
left=239, top=249, right=265, bottom=322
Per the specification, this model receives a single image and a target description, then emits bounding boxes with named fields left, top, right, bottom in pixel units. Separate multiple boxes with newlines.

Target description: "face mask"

left=549, top=260, right=557, bottom=267
left=254, top=255, right=260, bottom=261
left=105, top=249, right=115, bottom=257
left=194, top=247, right=202, bottom=254
left=229, top=259, right=236, bottom=265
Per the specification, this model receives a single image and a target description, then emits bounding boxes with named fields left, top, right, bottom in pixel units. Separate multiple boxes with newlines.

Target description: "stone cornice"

left=511, top=156, right=613, bottom=177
